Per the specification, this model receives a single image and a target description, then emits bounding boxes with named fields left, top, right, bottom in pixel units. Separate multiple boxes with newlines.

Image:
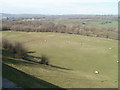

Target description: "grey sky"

left=1, top=0, right=119, bottom=15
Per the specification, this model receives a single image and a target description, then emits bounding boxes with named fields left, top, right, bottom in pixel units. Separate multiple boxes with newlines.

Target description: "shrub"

left=2, top=38, right=13, bottom=50
left=40, top=54, right=49, bottom=65
left=2, top=38, right=28, bottom=59
left=13, top=42, right=27, bottom=58
left=2, top=26, right=11, bottom=30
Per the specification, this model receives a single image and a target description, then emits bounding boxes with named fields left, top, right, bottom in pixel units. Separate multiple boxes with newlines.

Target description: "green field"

left=2, top=31, right=118, bottom=88
left=41, top=19, right=118, bottom=28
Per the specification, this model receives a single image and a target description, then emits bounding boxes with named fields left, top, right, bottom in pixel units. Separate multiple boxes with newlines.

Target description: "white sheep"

left=95, top=71, right=99, bottom=74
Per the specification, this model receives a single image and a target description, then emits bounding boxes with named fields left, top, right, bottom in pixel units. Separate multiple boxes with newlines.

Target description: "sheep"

left=117, top=61, right=119, bottom=63
left=109, top=48, right=111, bottom=50
left=95, top=71, right=99, bottom=74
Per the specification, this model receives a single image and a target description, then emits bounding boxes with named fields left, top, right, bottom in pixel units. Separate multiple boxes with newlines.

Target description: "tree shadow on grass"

left=48, top=65, right=72, bottom=70
left=2, top=63, right=65, bottom=89
left=3, top=49, right=72, bottom=70
left=2, top=56, right=36, bottom=65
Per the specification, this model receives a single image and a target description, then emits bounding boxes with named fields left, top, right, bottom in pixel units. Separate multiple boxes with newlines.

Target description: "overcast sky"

left=1, top=0, right=119, bottom=15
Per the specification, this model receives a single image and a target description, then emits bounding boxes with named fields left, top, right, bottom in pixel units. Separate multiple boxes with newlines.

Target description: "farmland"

left=2, top=31, right=118, bottom=88
left=2, top=15, right=118, bottom=40
left=40, top=18, right=118, bottom=28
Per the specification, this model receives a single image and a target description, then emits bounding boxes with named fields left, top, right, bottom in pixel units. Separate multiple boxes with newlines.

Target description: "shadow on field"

left=2, top=49, right=72, bottom=70
left=2, top=63, right=64, bottom=89
left=48, top=65, right=72, bottom=70
left=2, top=50, right=36, bottom=65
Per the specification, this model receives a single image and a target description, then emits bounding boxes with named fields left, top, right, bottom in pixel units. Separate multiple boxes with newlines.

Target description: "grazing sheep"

left=117, top=61, right=119, bottom=63
left=109, top=48, right=111, bottom=50
left=95, top=71, right=99, bottom=74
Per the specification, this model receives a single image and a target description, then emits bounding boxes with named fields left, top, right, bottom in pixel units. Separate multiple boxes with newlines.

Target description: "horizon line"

left=1, top=13, right=118, bottom=16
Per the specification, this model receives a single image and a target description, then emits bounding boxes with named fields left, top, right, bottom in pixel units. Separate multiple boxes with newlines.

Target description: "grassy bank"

left=2, top=31, right=118, bottom=88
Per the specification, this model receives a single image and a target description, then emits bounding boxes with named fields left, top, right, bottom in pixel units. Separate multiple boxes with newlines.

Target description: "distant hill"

left=1, top=13, right=47, bottom=19
left=1, top=13, right=117, bottom=20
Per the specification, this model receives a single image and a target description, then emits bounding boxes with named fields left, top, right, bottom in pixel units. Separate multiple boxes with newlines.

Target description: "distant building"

left=22, top=18, right=43, bottom=21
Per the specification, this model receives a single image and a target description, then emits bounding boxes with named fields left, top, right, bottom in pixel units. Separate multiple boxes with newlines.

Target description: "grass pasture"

left=41, top=19, right=118, bottom=28
left=2, top=31, right=118, bottom=88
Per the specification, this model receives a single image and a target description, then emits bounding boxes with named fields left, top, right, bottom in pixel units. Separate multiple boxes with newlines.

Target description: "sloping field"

left=2, top=31, right=118, bottom=88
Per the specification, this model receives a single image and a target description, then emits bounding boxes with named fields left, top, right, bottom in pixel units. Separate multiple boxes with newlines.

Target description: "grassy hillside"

left=2, top=31, right=118, bottom=88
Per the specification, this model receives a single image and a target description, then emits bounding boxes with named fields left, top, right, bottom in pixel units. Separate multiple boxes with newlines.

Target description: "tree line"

left=2, top=20, right=118, bottom=40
